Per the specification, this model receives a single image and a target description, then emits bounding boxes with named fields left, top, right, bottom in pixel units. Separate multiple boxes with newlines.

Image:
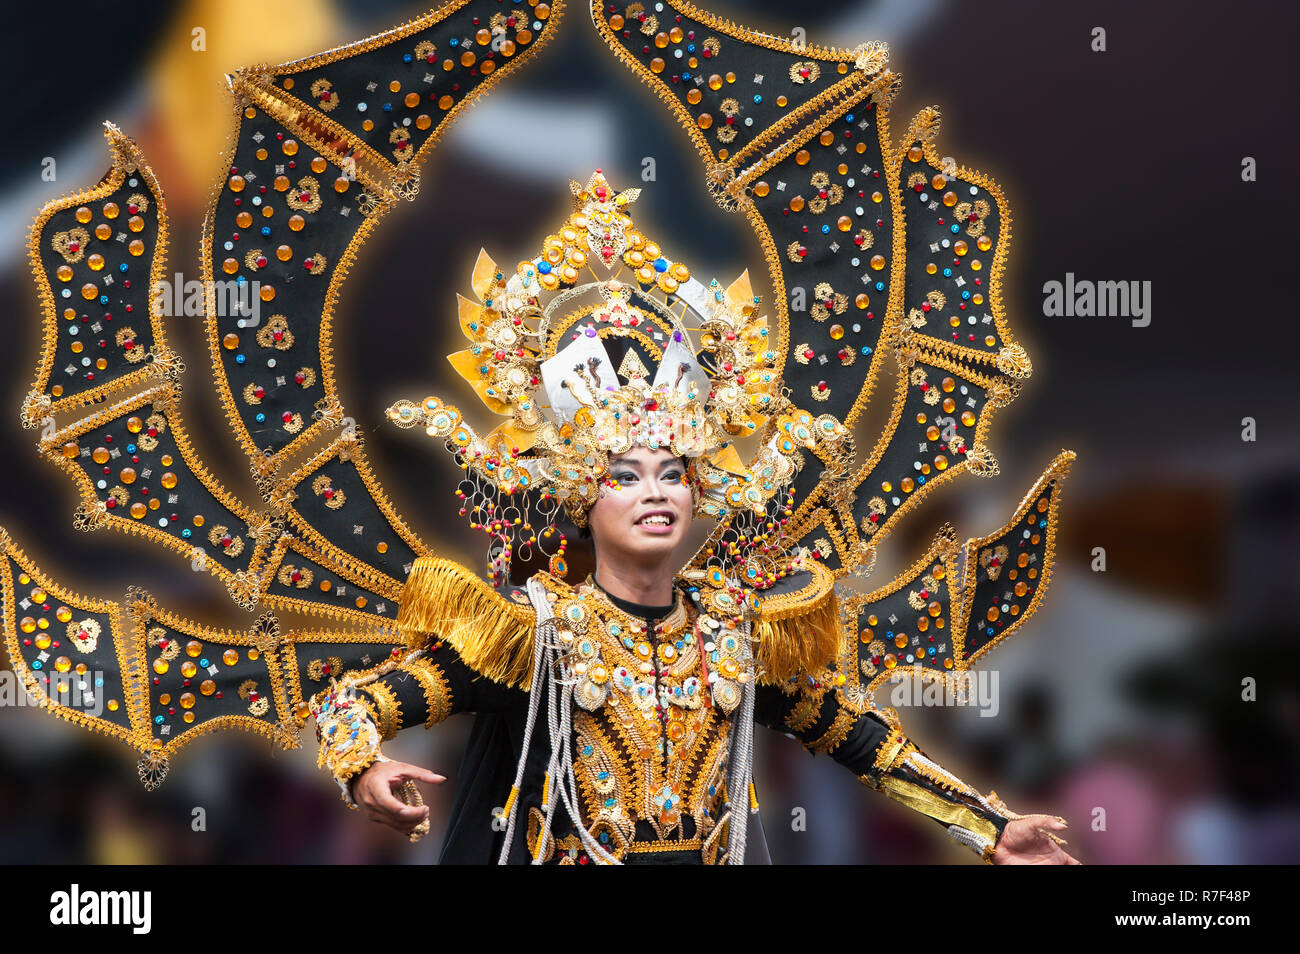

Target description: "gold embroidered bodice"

left=534, top=575, right=753, bottom=860
left=311, top=556, right=1020, bottom=864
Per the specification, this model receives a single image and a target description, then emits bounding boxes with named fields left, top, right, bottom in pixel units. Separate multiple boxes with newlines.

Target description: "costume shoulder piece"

left=700, top=558, right=839, bottom=683
left=396, top=555, right=536, bottom=688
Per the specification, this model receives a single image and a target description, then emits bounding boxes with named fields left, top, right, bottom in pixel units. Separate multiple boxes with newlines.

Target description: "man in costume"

left=4, top=0, right=1079, bottom=865
left=309, top=174, right=1077, bottom=864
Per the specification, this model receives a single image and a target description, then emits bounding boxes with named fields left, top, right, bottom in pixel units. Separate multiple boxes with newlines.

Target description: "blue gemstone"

left=450, top=38, right=459, bottom=46
left=126, top=444, right=137, bottom=454
left=942, top=268, right=952, bottom=278
left=235, top=354, right=245, bottom=364
left=261, top=226, right=271, bottom=237
left=255, top=413, right=265, bottom=423
left=950, top=224, right=960, bottom=234
left=181, top=528, right=191, bottom=539
left=403, top=53, right=412, bottom=62
left=382, top=103, right=392, bottom=112
left=119, top=263, right=128, bottom=273
left=821, top=224, right=830, bottom=233
left=154, top=715, right=164, bottom=725
left=653, top=257, right=669, bottom=272
left=538, top=261, right=552, bottom=274
left=200, top=658, right=209, bottom=668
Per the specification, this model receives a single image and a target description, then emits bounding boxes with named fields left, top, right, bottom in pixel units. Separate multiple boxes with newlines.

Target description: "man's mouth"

left=635, top=512, right=674, bottom=527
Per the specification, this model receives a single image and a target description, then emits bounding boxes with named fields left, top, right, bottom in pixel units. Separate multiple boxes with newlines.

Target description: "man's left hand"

left=991, top=814, right=1081, bottom=864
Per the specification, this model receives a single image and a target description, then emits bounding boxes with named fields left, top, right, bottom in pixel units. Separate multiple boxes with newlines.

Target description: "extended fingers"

left=393, top=767, right=446, bottom=786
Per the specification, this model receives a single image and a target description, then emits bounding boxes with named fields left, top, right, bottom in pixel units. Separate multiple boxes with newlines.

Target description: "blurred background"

left=1, top=0, right=1297, bottom=864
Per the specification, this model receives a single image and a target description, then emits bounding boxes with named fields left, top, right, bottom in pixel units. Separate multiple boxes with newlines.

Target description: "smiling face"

left=586, top=447, right=694, bottom=573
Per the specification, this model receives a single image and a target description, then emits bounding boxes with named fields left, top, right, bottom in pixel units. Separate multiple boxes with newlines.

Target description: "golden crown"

left=388, top=172, right=835, bottom=539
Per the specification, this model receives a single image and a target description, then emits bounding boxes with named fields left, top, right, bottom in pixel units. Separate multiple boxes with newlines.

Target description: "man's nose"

left=641, top=476, right=669, bottom=500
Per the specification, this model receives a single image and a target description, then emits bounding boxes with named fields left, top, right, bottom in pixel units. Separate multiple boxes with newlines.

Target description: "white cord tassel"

left=496, top=579, right=555, bottom=864
left=947, top=823, right=993, bottom=856
left=514, top=578, right=621, bottom=865
left=720, top=621, right=757, bottom=865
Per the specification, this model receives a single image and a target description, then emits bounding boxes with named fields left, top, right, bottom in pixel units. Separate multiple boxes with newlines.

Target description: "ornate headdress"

left=388, top=169, right=836, bottom=583
left=4, top=0, right=1077, bottom=789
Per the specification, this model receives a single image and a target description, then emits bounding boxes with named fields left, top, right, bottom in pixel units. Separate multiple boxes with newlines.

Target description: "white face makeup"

left=586, top=447, right=694, bottom=569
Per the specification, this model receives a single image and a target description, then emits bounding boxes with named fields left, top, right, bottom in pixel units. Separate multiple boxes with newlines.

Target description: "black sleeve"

left=754, top=680, right=1013, bottom=861
left=308, top=635, right=525, bottom=805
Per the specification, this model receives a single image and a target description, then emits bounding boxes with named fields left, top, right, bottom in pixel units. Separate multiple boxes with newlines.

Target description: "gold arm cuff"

left=317, top=696, right=384, bottom=784
left=876, top=775, right=1001, bottom=845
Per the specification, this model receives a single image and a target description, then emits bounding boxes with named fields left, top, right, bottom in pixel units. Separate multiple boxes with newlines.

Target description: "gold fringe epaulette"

left=396, top=557, right=537, bottom=690
left=752, top=560, right=841, bottom=683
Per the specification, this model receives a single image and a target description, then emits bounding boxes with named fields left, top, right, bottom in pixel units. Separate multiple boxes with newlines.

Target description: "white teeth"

left=639, top=515, right=671, bottom=526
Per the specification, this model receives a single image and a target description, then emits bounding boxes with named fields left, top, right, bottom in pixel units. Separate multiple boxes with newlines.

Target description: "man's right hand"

left=352, top=760, right=445, bottom=835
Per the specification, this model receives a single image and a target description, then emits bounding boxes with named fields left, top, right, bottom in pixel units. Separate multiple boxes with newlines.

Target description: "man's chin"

left=626, top=531, right=680, bottom=557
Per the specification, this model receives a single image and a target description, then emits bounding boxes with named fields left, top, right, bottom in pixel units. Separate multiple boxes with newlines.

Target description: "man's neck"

left=592, top=562, right=675, bottom=608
